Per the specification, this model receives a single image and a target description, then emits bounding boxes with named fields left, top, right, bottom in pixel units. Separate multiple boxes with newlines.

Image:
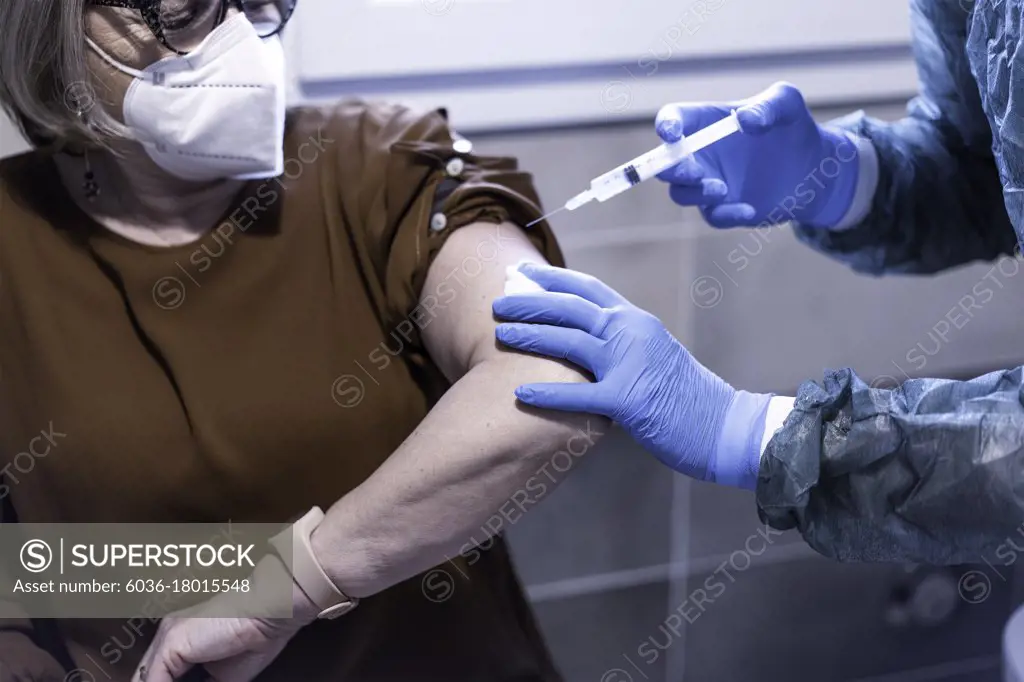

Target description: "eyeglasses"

left=89, top=0, right=297, bottom=55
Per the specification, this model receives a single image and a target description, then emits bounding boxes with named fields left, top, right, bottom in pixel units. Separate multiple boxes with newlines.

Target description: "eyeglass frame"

left=87, top=0, right=296, bottom=55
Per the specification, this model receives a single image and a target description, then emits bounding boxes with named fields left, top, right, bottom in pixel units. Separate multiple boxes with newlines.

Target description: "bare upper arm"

left=420, top=222, right=581, bottom=383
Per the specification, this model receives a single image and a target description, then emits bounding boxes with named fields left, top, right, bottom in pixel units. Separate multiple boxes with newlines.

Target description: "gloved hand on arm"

left=656, top=81, right=862, bottom=229
left=493, top=263, right=773, bottom=490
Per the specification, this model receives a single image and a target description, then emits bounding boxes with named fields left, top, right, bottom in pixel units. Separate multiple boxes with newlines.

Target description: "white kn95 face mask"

left=86, top=13, right=287, bottom=182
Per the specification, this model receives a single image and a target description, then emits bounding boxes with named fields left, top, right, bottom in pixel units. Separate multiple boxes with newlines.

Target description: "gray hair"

left=0, top=0, right=126, bottom=148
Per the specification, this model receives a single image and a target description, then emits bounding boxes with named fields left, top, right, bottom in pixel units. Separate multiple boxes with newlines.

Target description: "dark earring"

left=83, top=150, right=100, bottom=202
left=78, top=111, right=100, bottom=202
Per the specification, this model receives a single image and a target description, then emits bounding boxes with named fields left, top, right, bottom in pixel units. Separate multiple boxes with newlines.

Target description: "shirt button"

left=430, top=213, right=448, bottom=232
left=445, top=157, right=465, bottom=177
left=452, top=138, right=473, bottom=155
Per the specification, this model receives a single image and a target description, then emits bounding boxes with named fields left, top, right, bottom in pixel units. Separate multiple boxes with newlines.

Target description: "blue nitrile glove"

left=493, top=263, right=773, bottom=489
left=655, top=81, right=860, bottom=229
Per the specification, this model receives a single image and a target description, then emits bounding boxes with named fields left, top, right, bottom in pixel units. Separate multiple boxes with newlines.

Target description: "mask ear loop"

left=83, top=36, right=163, bottom=166
left=84, top=36, right=151, bottom=81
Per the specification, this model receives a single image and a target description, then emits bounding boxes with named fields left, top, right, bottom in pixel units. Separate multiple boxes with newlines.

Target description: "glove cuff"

left=797, top=127, right=861, bottom=229
left=713, top=391, right=773, bottom=490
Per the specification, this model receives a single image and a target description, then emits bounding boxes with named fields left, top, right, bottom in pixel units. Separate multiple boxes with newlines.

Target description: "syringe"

left=527, top=110, right=742, bottom=227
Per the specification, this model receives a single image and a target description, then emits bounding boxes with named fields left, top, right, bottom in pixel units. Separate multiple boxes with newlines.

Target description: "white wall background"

left=285, top=0, right=918, bottom=131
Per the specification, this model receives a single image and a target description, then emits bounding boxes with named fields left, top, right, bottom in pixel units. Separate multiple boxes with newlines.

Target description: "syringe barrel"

left=585, top=110, right=741, bottom=204
left=588, top=141, right=690, bottom=202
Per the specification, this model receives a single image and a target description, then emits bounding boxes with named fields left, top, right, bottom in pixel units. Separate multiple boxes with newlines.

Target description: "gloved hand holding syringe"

left=526, top=110, right=743, bottom=227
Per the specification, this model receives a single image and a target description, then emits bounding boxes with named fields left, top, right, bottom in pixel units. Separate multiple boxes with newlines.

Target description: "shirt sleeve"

left=325, top=100, right=566, bottom=352
left=755, top=367, right=1024, bottom=564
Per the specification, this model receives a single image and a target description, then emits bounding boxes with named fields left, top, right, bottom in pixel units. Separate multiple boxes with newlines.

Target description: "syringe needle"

left=526, top=205, right=567, bottom=228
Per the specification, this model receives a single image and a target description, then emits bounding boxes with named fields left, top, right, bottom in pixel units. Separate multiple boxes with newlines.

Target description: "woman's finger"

left=135, top=626, right=193, bottom=682
left=135, top=655, right=179, bottom=682
left=496, top=324, right=604, bottom=373
left=134, top=632, right=161, bottom=682
left=492, top=292, right=605, bottom=333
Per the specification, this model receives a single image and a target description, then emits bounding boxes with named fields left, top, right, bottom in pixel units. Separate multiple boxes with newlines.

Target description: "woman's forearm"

left=309, top=353, right=607, bottom=598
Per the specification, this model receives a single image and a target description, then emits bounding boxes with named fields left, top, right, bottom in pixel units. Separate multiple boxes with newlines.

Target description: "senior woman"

left=0, top=1, right=607, bottom=681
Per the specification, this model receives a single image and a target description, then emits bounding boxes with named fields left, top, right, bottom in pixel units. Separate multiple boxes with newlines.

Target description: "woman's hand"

left=135, top=556, right=319, bottom=682
left=0, top=630, right=66, bottom=682
left=493, top=263, right=772, bottom=489
left=138, top=617, right=291, bottom=682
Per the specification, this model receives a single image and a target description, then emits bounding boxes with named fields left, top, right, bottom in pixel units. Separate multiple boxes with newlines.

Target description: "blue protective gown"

left=756, top=0, right=1024, bottom=563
